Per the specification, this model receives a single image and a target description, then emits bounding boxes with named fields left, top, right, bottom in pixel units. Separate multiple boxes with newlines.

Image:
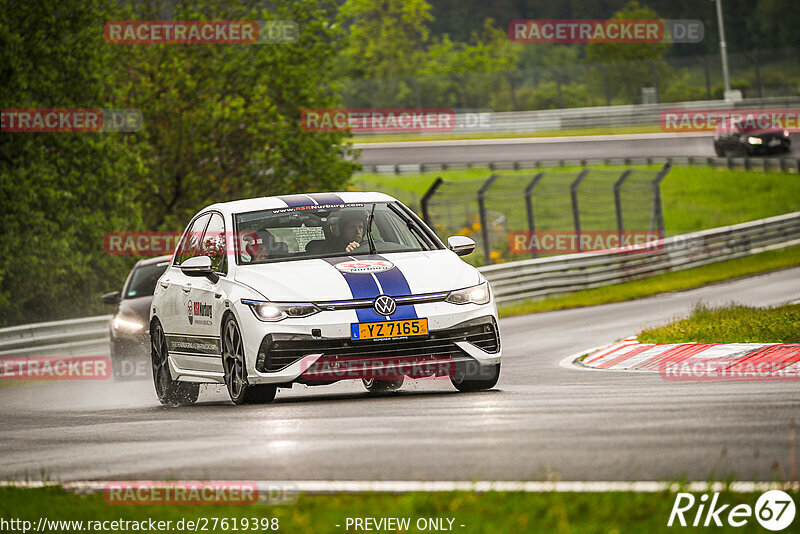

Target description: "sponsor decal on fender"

left=187, top=300, right=213, bottom=326
left=334, top=259, right=394, bottom=274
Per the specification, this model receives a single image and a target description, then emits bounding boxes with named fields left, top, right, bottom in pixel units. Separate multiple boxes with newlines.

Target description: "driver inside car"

left=339, top=210, right=367, bottom=253
left=244, top=229, right=287, bottom=262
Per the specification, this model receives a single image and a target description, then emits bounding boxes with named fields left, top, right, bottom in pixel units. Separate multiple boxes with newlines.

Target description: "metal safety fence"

left=421, top=165, right=671, bottom=265
left=480, top=211, right=800, bottom=304
left=0, top=316, right=111, bottom=358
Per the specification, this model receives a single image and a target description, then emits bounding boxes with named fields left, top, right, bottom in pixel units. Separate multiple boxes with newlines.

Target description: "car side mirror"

left=180, top=256, right=219, bottom=283
left=100, top=291, right=121, bottom=305
left=447, top=236, right=476, bottom=257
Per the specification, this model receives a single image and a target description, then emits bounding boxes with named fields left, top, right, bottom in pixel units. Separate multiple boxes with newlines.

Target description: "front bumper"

left=246, top=315, right=501, bottom=385
left=746, top=138, right=790, bottom=154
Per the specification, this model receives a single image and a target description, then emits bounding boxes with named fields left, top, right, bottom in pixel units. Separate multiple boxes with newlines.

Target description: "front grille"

left=256, top=317, right=499, bottom=373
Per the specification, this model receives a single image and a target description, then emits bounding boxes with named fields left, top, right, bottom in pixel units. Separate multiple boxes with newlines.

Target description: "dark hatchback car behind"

left=101, top=255, right=171, bottom=380
left=713, top=117, right=792, bottom=156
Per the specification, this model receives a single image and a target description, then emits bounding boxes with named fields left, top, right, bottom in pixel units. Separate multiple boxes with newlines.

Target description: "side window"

left=202, top=213, right=227, bottom=273
left=175, top=213, right=211, bottom=266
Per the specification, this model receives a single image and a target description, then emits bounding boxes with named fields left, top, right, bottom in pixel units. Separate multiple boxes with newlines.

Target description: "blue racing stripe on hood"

left=323, top=256, right=418, bottom=321
left=322, top=258, right=385, bottom=322
left=372, top=255, right=417, bottom=320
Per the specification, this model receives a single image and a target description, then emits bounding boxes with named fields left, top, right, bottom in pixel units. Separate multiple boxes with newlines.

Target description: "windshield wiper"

left=366, top=202, right=378, bottom=255
left=387, top=203, right=434, bottom=250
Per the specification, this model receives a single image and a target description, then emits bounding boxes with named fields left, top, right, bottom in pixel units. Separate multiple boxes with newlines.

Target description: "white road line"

left=1, top=480, right=797, bottom=493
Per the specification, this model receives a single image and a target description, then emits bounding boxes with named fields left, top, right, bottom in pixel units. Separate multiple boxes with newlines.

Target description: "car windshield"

left=123, top=261, right=169, bottom=299
left=234, top=202, right=435, bottom=265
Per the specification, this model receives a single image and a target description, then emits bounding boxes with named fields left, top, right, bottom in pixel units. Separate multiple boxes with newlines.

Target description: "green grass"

left=497, top=244, right=800, bottom=318
left=352, top=124, right=663, bottom=143
left=639, top=303, right=800, bottom=344
left=660, top=166, right=800, bottom=234
left=0, top=486, right=789, bottom=533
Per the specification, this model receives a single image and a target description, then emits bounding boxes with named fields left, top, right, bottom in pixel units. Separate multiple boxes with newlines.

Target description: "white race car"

left=150, top=192, right=501, bottom=405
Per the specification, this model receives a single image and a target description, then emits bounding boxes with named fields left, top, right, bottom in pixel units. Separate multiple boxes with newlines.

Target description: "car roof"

left=201, top=192, right=399, bottom=216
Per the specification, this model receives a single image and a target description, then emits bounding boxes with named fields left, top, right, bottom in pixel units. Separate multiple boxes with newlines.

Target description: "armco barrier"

left=353, top=96, right=800, bottom=136
left=0, top=316, right=111, bottom=358
left=479, top=211, right=800, bottom=304
left=2, top=211, right=799, bottom=351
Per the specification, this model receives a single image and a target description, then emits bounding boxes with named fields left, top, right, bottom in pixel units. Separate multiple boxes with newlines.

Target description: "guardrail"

left=362, top=155, right=800, bottom=175
left=2, top=211, right=800, bottom=352
left=0, top=316, right=111, bottom=358
left=353, top=96, right=800, bottom=136
left=479, top=211, right=800, bottom=304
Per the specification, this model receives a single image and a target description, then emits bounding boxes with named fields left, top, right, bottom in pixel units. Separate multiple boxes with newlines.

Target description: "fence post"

left=614, top=169, right=633, bottom=244
left=602, top=66, right=611, bottom=106
left=420, top=177, right=444, bottom=227
left=570, top=170, right=590, bottom=252
left=650, top=162, right=672, bottom=237
left=525, top=172, right=546, bottom=258
left=478, top=174, right=500, bottom=265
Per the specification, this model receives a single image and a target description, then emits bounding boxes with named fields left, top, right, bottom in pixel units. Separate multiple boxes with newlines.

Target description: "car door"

left=160, top=213, right=211, bottom=370
left=725, top=121, right=742, bottom=153
left=180, top=212, right=227, bottom=374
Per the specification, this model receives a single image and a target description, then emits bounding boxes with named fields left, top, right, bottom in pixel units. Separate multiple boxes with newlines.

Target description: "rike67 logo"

left=668, top=490, right=796, bottom=530
left=187, top=300, right=212, bottom=326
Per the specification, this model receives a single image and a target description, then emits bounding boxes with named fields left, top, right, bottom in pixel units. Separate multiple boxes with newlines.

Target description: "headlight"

left=445, top=282, right=491, bottom=305
left=747, top=136, right=763, bottom=145
left=784, top=130, right=790, bottom=138
left=113, top=315, right=144, bottom=334
left=242, top=299, right=321, bottom=322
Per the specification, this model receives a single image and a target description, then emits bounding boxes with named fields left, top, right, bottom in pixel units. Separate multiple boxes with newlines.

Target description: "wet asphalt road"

left=1, top=267, right=799, bottom=483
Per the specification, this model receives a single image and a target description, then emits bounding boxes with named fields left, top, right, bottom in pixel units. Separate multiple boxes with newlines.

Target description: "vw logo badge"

left=374, top=295, right=396, bottom=316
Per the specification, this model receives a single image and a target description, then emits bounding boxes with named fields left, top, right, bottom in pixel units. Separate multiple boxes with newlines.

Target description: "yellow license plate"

left=351, top=318, right=429, bottom=340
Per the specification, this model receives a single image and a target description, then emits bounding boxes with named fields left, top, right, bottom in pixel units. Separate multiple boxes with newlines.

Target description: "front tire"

left=151, top=321, right=199, bottom=406
left=450, top=362, right=500, bottom=392
left=222, top=316, right=276, bottom=405
left=362, top=377, right=404, bottom=394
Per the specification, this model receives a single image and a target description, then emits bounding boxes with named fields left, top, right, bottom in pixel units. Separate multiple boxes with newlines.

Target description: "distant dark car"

left=101, top=255, right=171, bottom=380
left=713, top=118, right=791, bottom=157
